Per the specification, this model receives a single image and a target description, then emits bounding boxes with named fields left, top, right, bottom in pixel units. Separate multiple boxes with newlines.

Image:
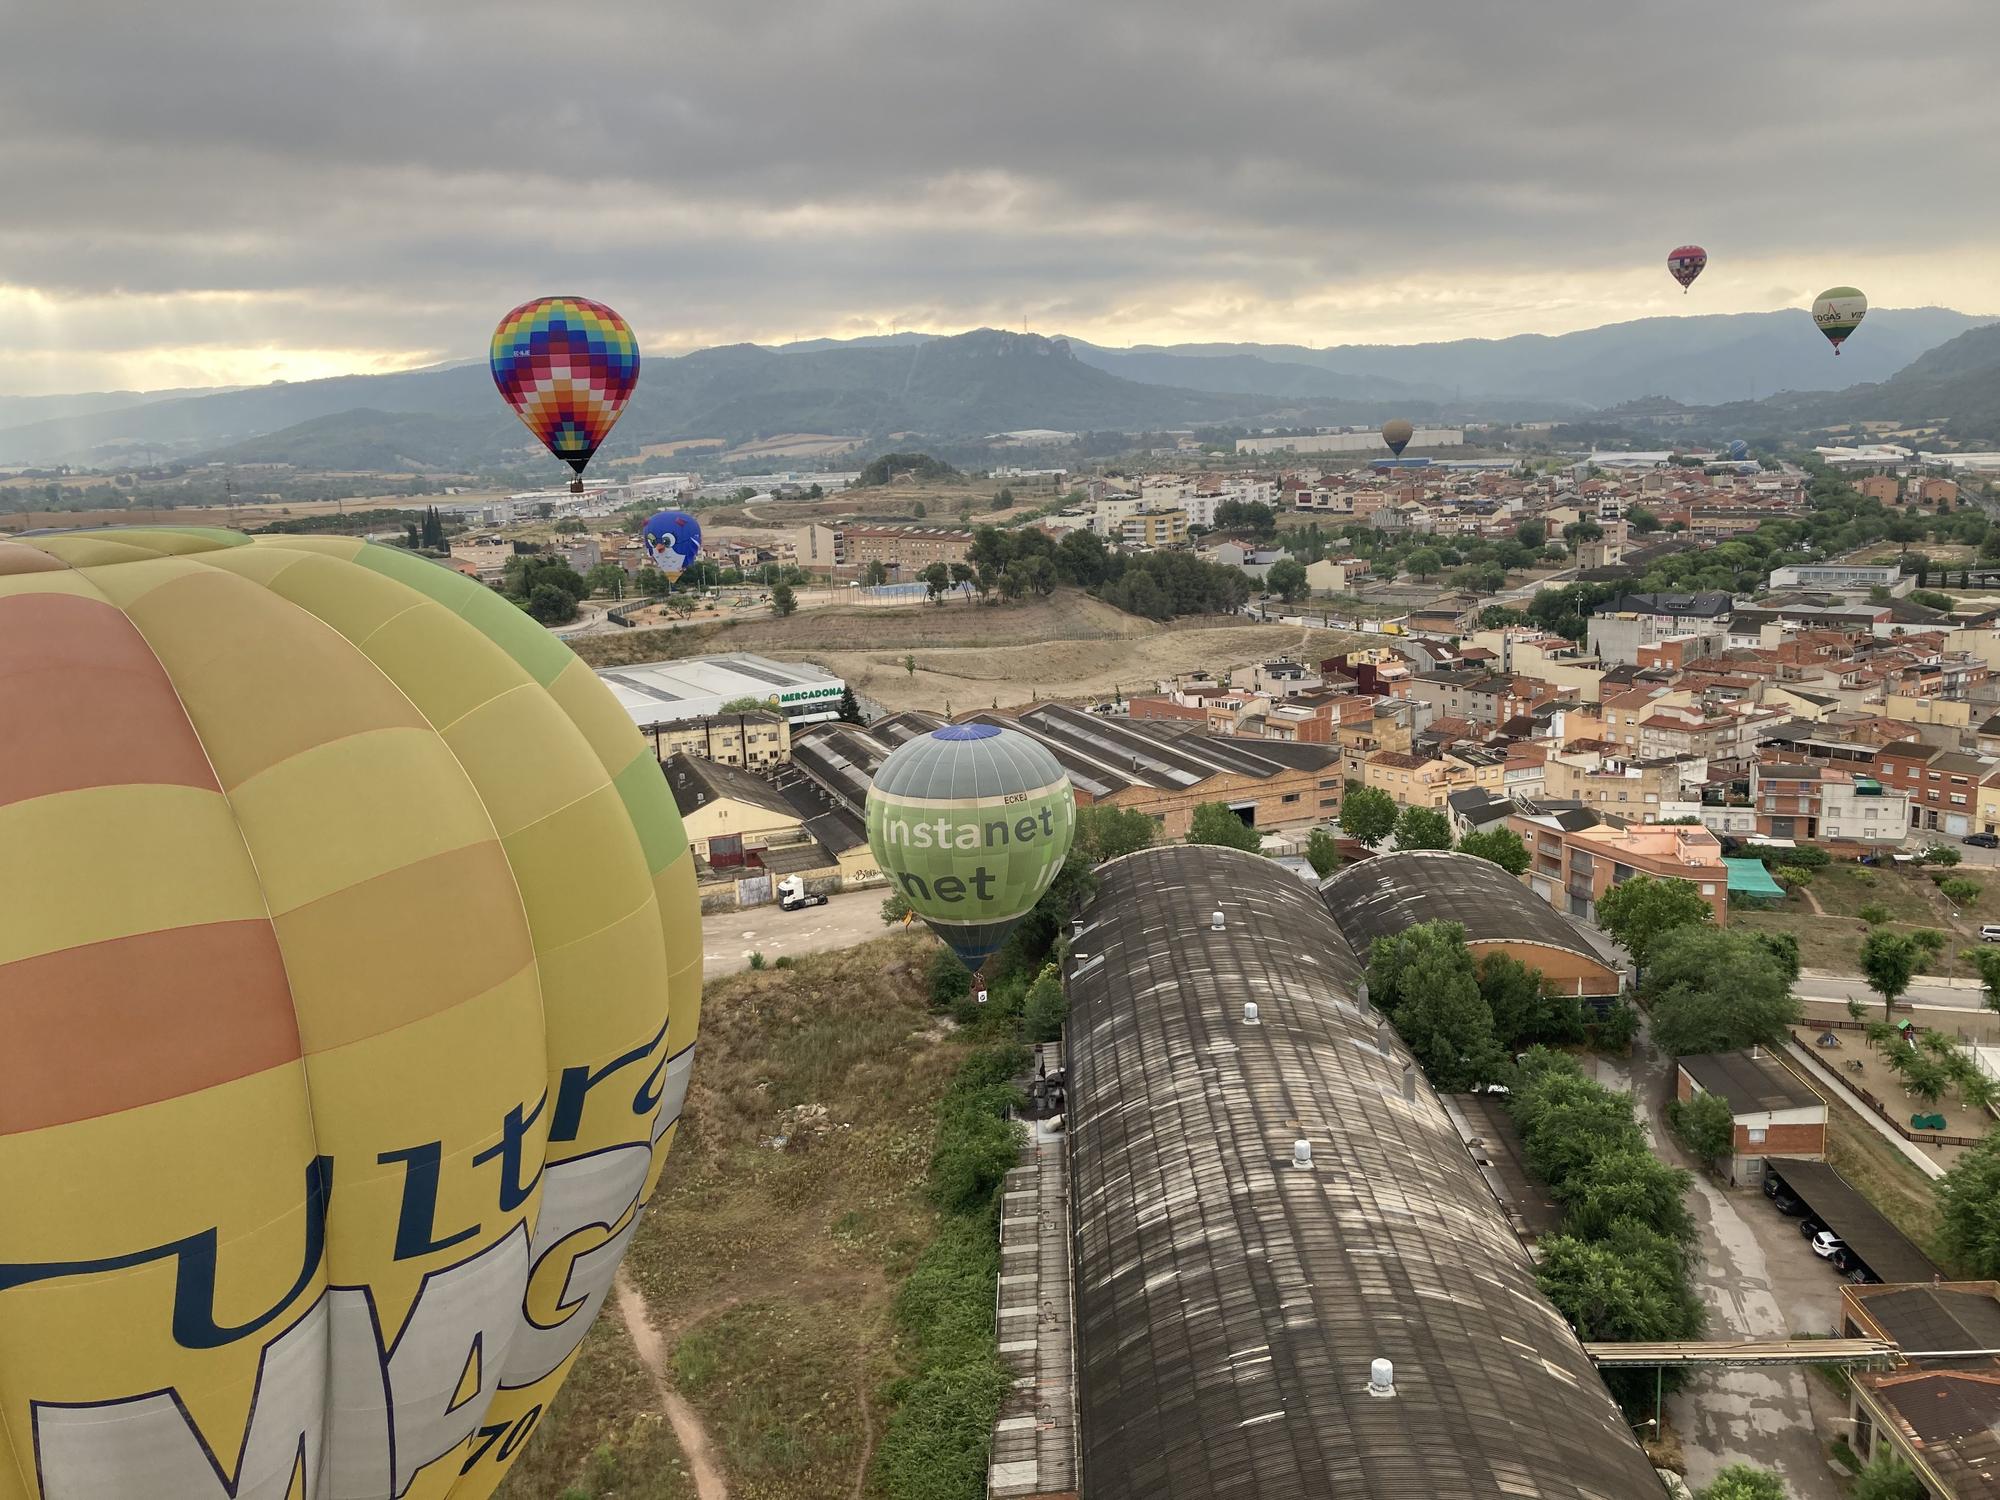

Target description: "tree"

left=1852, top=1447, right=1925, bottom=1500
left=1305, top=827, right=1342, bottom=878
left=1562, top=520, right=1604, bottom=545
left=1644, top=929, right=1799, bottom=1055
left=1940, top=875, right=1983, bottom=906
left=927, top=946, right=971, bottom=1012
left=585, top=562, right=627, bottom=599
left=1340, top=786, right=1397, bottom=848
left=1478, top=950, right=1584, bottom=1049
left=1921, top=843, right=1962, bottom=866
left=920, top=562, right=951, bottom=603
left=1697, top=1465, right=1787, bottom=1500
left=1393, top=804, right=1453, bottom=851
left=837, top=685, right=866, bottom=724
left=553, top=516, right=586, bottom=535
left=1965, top=945, right=2000, bottom=1015
left=1625, top=507, right=1662, bottom=536
left=992, top=488, right=1013, bottom=511
left=1266, top=557, right=1309, bottom=602
left=1937, top=1132, right=2000, bottom=1278
left=770, top=582, right=798, bottom=617
left=1860, top=928, right=1939, bottom=1019
left=1457, top=827, right=1529, bottom=876
left=911, top=501, right=927, bottom=519
left=949, top=562, right=975, bottom=593
left=1056, top=530, right=1110, bottom=587
left=1187, top=803, right=1263, bottom=853
left=1515, top=520, right=1546, bottom=549
left=1372, top=923, right=1504, bottom=1089
left=1405, top=548, right=1443, bottom=581
left=1074, top=804, right=1158, bottom=864
left=880, top=889, right=911, bottom=925
left=903, top=653, right=917, bottom=680
left=1668, top=1090, right=1737, bottom=1167
left=1594, top=875, right=1713, bottom=969
left=524, top=582, right=578, bottom=624
left=861, top=559, right=890, bottom=587
left=1023, top=963, right=1067, bottom=1041
left=1751, top=929, right=1801, bottom=983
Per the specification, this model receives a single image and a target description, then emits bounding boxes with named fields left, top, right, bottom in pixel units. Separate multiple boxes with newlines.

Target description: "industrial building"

left=792, top=704, right=1342, bottom=839
left=1319, top=849, right=1626, bottom=999
left=1843, top=1281, right=2000, bottom=1499
left=595, top=653, right=846, bottom=731
left=1062, top=845, right=1665, bottom=1500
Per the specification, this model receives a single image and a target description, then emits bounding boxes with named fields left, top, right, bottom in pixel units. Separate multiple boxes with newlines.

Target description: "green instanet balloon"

left=866, top=722, right=1076, bottom=968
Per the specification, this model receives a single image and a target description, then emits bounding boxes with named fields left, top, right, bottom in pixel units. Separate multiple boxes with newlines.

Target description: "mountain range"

left=1, top=309, right=1992, bottom=470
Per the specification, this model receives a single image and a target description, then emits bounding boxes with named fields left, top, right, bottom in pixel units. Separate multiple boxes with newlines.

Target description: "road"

left=1597, top=1030, right=1849, bottom=1500
left=1796, top=971, right=1992, bottom=1013
left=701, top=887, right=890, bottom=979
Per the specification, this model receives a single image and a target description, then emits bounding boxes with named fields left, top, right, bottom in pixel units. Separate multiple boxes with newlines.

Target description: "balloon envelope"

left=866, top=722, right=1075, bottom=969
left=1381, top=418, right=1415, bottom=458
left=1728, top=439, right=1750, bottom=461
left=1667, top=245, right=1707, bottom=291
left=0, top=527, right=700, bottom=1499
left=642, top=509, right=703, bottom=577
left=1813, top=287, right=1867, bottom=353
left=491, top=295, right=640, bottom=478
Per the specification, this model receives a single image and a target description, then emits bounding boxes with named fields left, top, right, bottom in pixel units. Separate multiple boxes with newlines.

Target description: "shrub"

left=1939, top=876, right=1983, bottom=906
left=1668, top=1089, right=1736, bottom=1166
left=1022, top=964, right=1067, bottom=1042
left=1591, top=999, right=1641, bottom=1054
left=747, top=950, right=766, bottom=970
left=928, top=947, right=972, bottom=1011
left=1858, top=903, right=1891, bottom=925
left=1773, top=864, right=1813, bottom=888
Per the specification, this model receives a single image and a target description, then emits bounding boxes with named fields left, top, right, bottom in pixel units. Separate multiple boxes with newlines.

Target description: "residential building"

left=1675, top=1050, right=1827, bottom=1186
left=1511, top=808, right=1730, bottom=924
left=648, top=709, right=793, bottom=769
left=1818, top=768, right=1913, bottom=848
left=1542, top=751, right=1686, bottom=814
left=1120, top=508, right=1188, bottom=549
left=1877, top=740, right=1993, bottom=835
left=836, top=525, right=974, bottom=571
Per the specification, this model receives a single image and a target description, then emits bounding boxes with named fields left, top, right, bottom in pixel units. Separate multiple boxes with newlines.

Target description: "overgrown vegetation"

left=1508, top=1049, right=1706, bottom=1412
left=1365, top=921, right=1584, bottom=1088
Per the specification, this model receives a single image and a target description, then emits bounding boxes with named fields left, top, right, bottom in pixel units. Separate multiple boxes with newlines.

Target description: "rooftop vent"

left=1401, top=1063, right=1417, bottom=1102
left=1368, top=1358, right=1396, bottom=1398
left=1243, top=1002, right=1261, bottom=1025
left=1357, top=979, right=1371, bottom=1012
left=1210, top=910, right=1226, bottom=931
left=1292, top=1139, right=1312, bottom=1169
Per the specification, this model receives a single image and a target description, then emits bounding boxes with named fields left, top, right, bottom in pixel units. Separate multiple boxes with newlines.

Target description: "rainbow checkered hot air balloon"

left=490, top=296, right=640, bottom=489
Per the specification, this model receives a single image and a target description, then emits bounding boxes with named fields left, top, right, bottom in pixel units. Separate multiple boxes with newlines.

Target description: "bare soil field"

left=0, top=498, right=450, bottom=533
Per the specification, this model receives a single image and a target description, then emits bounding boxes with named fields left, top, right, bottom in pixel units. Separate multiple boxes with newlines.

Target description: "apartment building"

left=1511, top=810, right=1730, bottom=925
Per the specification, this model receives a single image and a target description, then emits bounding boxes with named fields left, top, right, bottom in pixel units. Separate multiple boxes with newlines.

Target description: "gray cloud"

left=2, top=0, right=1996, bottom=389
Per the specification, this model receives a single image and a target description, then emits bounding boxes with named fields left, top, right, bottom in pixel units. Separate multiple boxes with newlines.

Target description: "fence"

left=1787, top=1028, right=1988, bottom=1149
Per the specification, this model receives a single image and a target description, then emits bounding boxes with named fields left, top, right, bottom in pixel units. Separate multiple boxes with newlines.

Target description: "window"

left=1701, top=883, right=1717, bottom=896
left=1281, top=792, right=1301, bottom=804
left=1930, top=770, right=1943, bottom=781
left=1746, top=1126, right=1767, bottom=1145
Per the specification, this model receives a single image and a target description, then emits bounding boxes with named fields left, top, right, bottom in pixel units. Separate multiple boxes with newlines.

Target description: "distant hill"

left=1693, top=322, right=2000, bottom=443
left=4, top=310, right=1992, bottom=470
left=0, top=383, right=248, bottom=432
left=1086, top=308, right=1990, bottom=408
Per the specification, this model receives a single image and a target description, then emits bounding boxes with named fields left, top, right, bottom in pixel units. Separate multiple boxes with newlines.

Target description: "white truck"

left=777, top=874, right=827, bottom=912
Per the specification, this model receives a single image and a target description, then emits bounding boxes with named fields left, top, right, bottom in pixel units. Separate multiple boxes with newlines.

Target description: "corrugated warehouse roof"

left=1065, top=845, right=1663, bottom=1500
left=1318, top=850, right=1615, bottom=972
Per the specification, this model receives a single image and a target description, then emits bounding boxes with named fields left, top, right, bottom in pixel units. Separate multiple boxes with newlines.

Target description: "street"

left=1597, top=1029, right=1849, bottom=1500
left=1796, top=970, right=1992, bottom=1013
left=700, top=886, right=892, bottom=979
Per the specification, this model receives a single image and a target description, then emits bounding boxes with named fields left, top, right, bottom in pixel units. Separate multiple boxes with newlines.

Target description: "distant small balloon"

left=642, top=509, right=703, bottom=578
left=1667, top=245, right=1708, bottom=293
left=491, top=296, right=640, bottom=486
left=1381, top=418, right=1415, bottom=458
left=1812, top=287, right=1867, bottom=355
left=1729, top=439, right=1749, bottom=461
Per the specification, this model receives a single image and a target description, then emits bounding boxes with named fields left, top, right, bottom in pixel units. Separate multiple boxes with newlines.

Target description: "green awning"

left=1725, top=857, right=1785, bottom=898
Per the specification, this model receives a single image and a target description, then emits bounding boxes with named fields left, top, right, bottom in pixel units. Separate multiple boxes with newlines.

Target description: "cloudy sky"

left=3, top=0, right=1996, bottom=394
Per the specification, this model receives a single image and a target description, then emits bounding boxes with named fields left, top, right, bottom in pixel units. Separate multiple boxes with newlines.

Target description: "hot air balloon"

left=491, top=295, right=640, bottom=490
left=1667, top=245, right=1708, bottom=292
left=1813, top=287, right=1867, bottom=354
left=1381, top=418, right=1415, bottom=459
left=0, top=527, right=701, bottom=1499
left=642, top=509, right=703, bottom=580
left=1729, top=439, right=1750, bottom=461
left=866, top=722, right=1076, bottom=969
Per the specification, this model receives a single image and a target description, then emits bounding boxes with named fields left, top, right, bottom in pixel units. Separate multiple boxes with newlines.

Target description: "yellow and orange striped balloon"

left=0, top=528, right=700, bottom=1499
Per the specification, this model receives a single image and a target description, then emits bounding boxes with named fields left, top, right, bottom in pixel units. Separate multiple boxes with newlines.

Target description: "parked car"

left=1981, top=925, right=2000, bottom=944
left=1770, top=1191, right=1806, bottom=1216
left=1800, top=1217, right=1825, bottom=1241
left=1964, top=832, right=1999, bottom=849
left=1809, top=1229, right=1846, bottom=1260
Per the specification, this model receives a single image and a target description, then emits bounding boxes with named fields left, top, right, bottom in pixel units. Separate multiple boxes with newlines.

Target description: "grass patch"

left=676, top=1300, right=875, bottom=1498
left=493, top=1318, right=695, bottom=1500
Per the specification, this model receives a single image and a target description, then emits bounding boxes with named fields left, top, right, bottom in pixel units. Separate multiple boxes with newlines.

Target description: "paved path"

left=700, top=888, right=890, bottom=978
left=1597, top=1034, right=1847, bottom=1500
left=1797, top=969, right=1991, bottom=1013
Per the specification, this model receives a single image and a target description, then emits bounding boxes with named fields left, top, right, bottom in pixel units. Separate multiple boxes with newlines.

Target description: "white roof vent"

left=1357, top=979, right=1371, bottom=1012
left=1368, top=1358, right=1396, bottom=1398
left=1211, top=910, right=1226, bottom=931
left=1291, top=1138, right=1312, bottom=1169
left=1243, top=1002, right=1261, bottom=1025
left=1401, top=1063, right=1417, bottom=1102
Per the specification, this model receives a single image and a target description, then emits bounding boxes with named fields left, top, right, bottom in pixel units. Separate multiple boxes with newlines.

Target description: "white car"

left=1809, top=1229, right=1845, bottom=1260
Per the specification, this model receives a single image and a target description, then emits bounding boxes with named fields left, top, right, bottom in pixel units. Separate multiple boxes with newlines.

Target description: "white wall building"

left=1235, top=428, right=1463, bottom=456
